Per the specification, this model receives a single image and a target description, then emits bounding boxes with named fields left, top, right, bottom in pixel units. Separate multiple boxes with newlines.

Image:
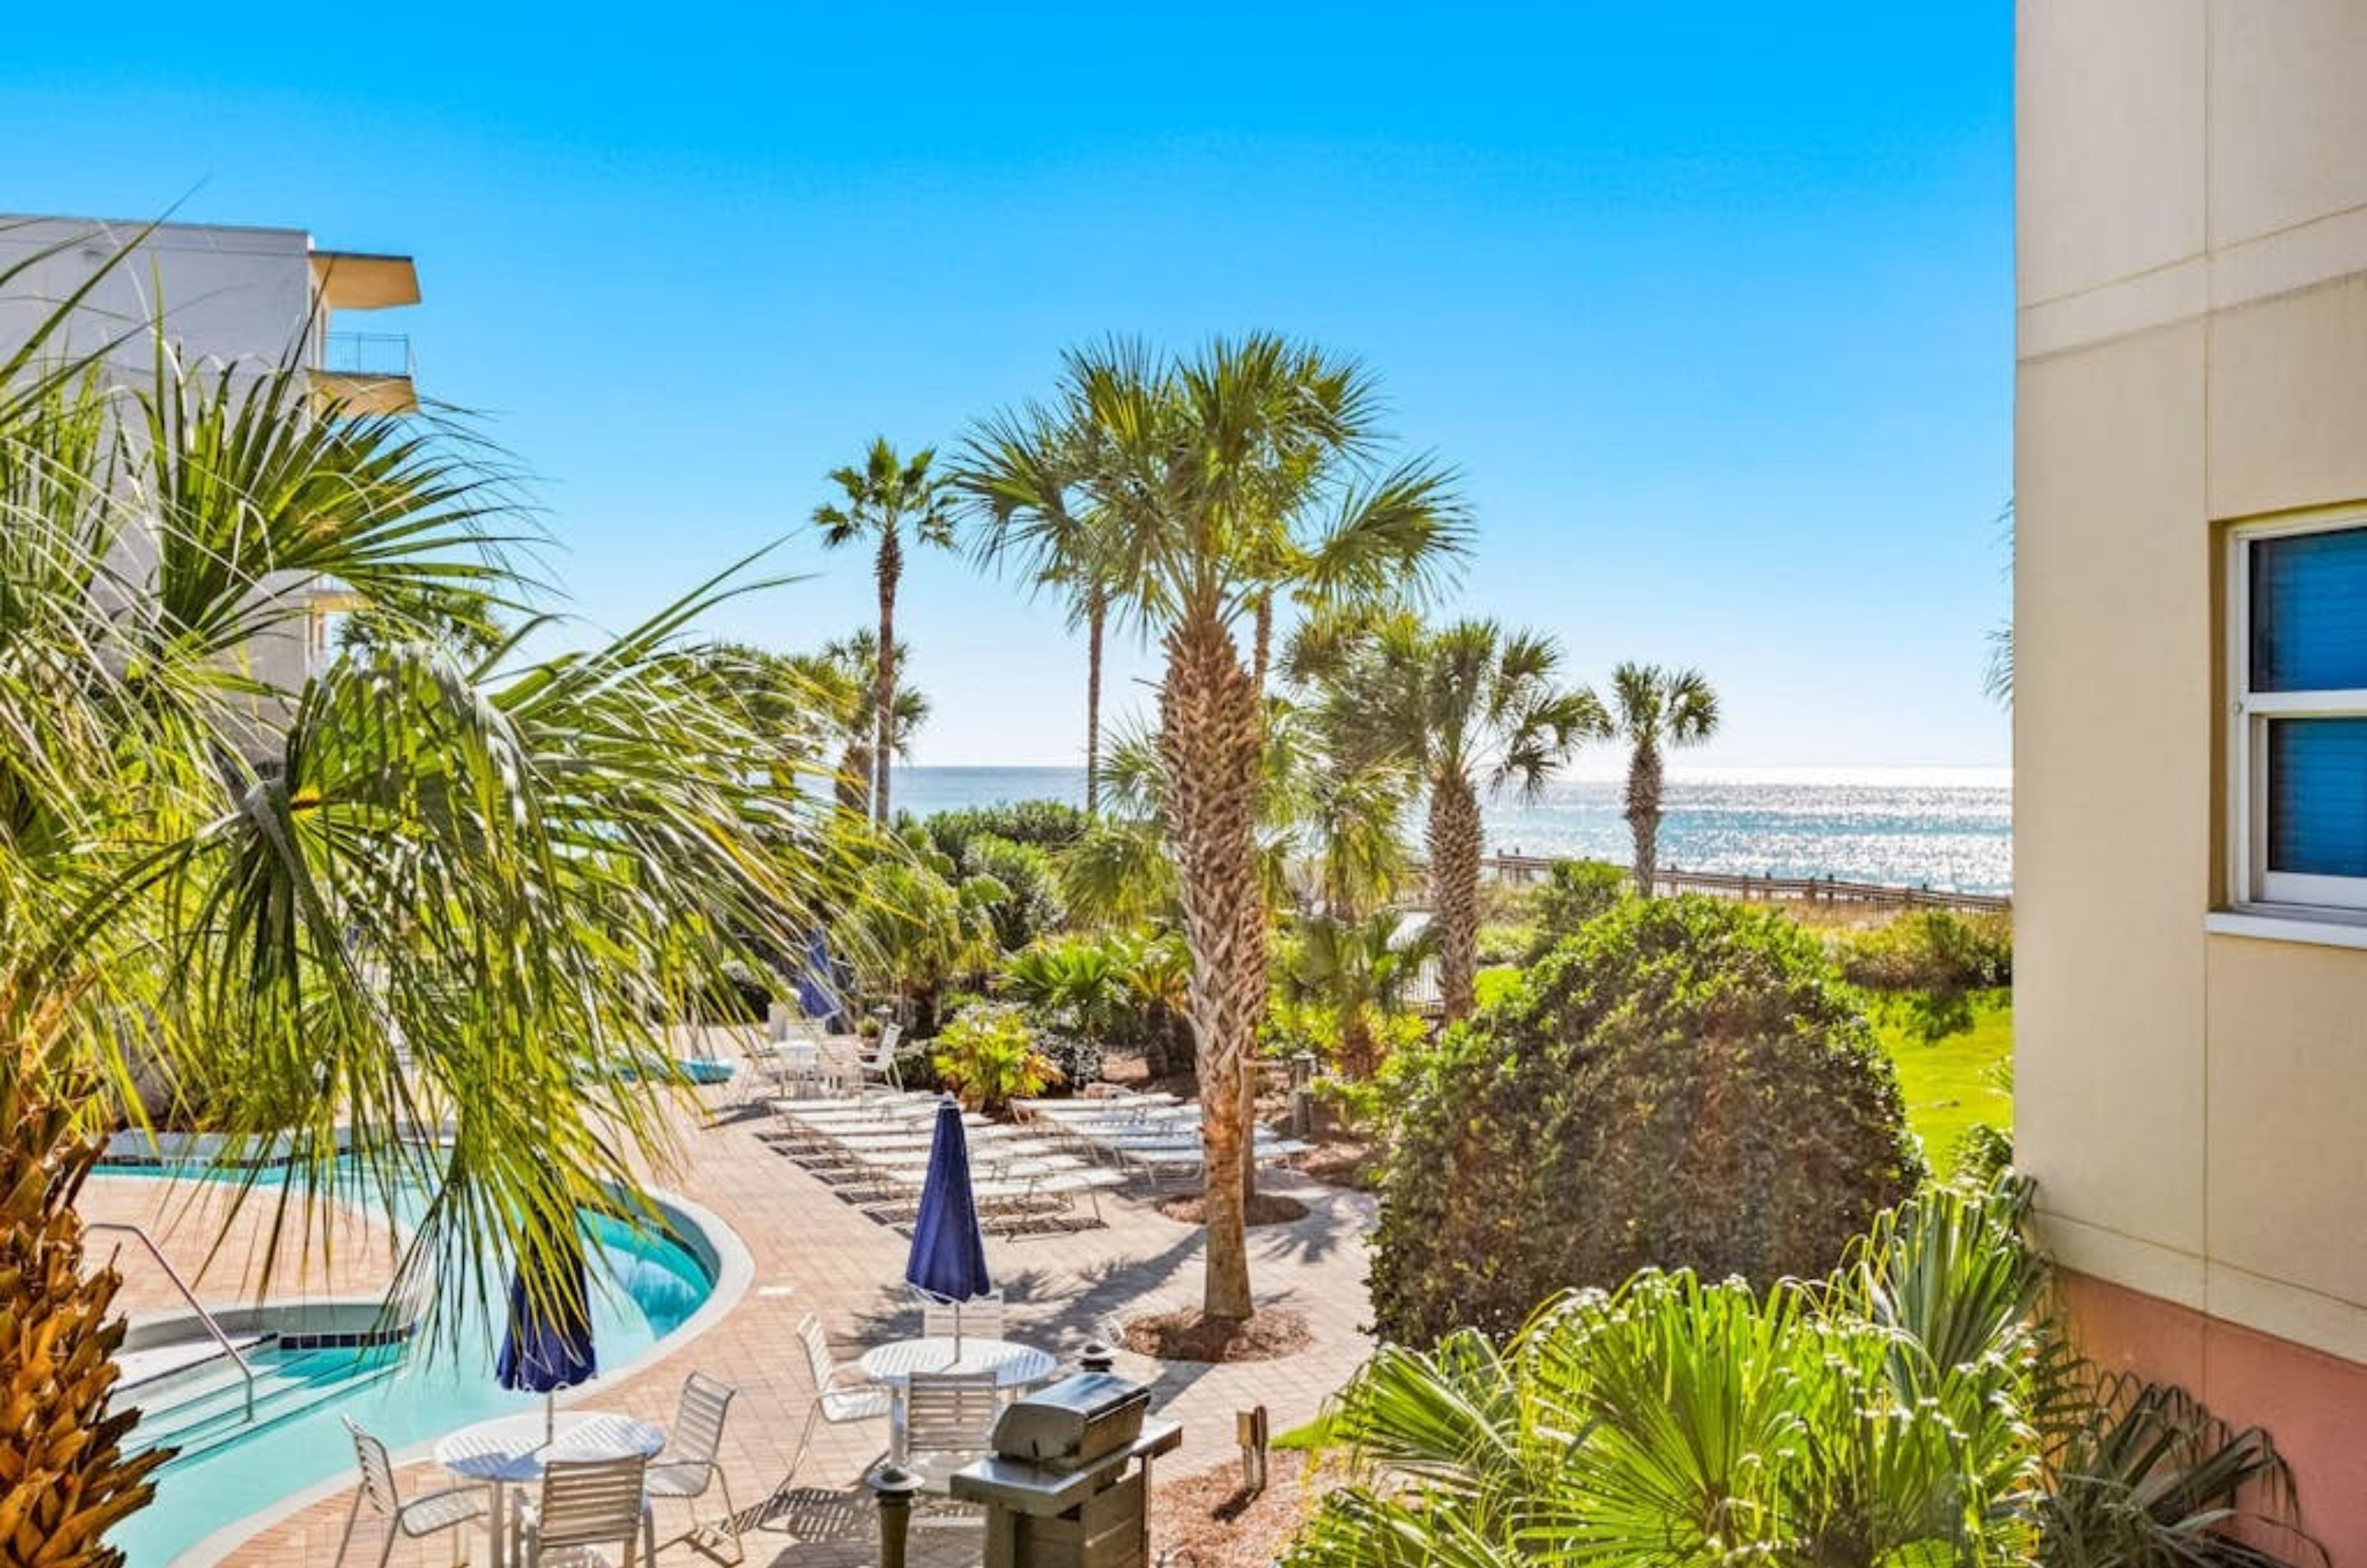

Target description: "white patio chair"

left=919, top=1291, right=1005, bottom=1344
left=898, top=1370, right=1002, bottom=1496
left=856, top=1022, right=904, bottom=1092
left=644, top=1370, right=743, bottom=1564
left=786, top=1313, right=892, bottom=1484
left=515, top=1453, right=651, bottom=1568
left=336, top=1418, right=489, bottom=1568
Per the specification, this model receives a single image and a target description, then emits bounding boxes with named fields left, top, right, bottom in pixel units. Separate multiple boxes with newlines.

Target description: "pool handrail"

left=87, top=1220, right=257, bottom=1422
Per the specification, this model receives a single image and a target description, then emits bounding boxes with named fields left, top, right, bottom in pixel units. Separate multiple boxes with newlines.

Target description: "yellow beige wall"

left=2016, top=0, right=2367, bottom=1539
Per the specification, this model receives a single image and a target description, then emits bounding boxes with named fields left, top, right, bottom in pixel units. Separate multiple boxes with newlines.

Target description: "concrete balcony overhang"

left=309, top=371, right=417, bottom=416
left=310, top=250, right=419, bottom=311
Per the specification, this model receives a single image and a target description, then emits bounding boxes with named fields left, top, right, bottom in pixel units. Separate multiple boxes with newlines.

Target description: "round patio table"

left=858, top=1336, right=1057, bottom=1462
left=434, top=1409, right=665, bottom=1568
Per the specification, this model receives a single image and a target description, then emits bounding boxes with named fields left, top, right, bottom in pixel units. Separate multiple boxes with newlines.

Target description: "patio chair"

left=898, top=1369, right=1002, bottom=1496
left=644, top=1370, right=743, bottom=1564
left=786, top=1313, right=892, bottom=1484
left=919, top=1291, right=1005, bottom=1343
left=336, top=1418, right=490, bottom=1568
left=515, top=1453, right=651, bottom=1568
left=856, top=1022, right=904, bottom=1092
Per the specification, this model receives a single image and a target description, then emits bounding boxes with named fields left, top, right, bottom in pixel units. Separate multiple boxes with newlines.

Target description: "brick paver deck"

left=192, top=1049, right=1375, bottom=1568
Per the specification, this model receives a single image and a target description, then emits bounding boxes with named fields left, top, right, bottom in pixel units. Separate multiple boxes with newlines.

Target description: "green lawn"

left=1873, top=990, right=2012, bottom=1165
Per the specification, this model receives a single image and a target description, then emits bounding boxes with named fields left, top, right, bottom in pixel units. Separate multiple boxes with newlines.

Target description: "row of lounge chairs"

left=1013, top=1090, right=1310, bottom=1184
left=768, top=1093, right=1130, bottom=1234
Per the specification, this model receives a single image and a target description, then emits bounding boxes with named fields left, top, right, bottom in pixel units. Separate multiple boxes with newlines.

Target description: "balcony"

left=312, top=331, right=416, bottom=415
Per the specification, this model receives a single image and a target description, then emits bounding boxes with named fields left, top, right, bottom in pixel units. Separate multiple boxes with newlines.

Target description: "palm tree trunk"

left=874, top=530, right=902, bottom=825
left=1626, top=737, right=1663, bottom=896
left=1084, top=592, right=1104, bottom=816
left=1251, top=592, right=1274, bottom=694
left=1158, top=609, right=1265, bottom=1321
left=1, top=1061, right=169, bottom=1564
left=1428, top=774, right=1482, bottom=1024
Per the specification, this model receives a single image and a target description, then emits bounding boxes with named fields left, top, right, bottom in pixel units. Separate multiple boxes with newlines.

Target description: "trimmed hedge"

left=1369, top=894, right=1924, bottom=1345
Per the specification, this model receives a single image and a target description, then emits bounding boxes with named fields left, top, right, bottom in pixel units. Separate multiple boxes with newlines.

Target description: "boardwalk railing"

left=1410, top=855, right=2010, bottom=914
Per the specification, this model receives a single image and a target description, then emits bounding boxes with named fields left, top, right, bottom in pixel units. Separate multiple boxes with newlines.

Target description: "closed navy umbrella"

left=905, top=1095, right=993, bottom=1353
left=497, top=1222, right=597, bottom=1442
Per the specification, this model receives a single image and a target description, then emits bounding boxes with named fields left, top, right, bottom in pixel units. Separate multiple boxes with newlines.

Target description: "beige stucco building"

left=2016, top=2, right=2367, bottom=1552
left=0, top=214, right=421, bottom=692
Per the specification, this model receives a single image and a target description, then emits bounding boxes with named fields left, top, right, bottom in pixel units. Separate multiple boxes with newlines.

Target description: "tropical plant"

left=833, top=838, right=1004, bottom=1033
left=955, top=834, right=1067, bottom=951
left=1606, top=660, right=1720, bottom=896
left=1370, top=895, right=1922, bottom=1344
left=1275, top=909, right=1437, bottom=1077
left=1323, top=617, right=1606, bottom=1021
left=931, top=1001, right=1061, bottom=1115
left=1290, top=1177, right=2320, bottom=1568
left=0, top=268, right=850, bottom=1554
left=813, top=437, right=956, bottom=823
left=969, top=337, right=1468, bottom=1317
left=1002, top=929, right=1194, bottom=1075
left=923, top=800, right=1091, bottom=861
left=815, top=627, right=930, bottom=818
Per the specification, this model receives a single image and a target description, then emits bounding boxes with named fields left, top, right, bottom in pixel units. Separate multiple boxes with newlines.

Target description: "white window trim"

left=2226, top=513, right=2367, bottom=918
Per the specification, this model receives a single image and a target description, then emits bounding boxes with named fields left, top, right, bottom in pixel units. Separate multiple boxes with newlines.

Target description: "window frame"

left=2227, top=513, right=2367, bottom=916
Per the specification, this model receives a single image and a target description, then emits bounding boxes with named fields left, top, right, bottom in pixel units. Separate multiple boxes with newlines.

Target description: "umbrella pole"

left=545, top=1389, right=556, bottom=1444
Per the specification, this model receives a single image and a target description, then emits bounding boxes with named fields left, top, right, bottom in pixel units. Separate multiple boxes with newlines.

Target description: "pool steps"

left=120, top=1340, right=406, bottom=1469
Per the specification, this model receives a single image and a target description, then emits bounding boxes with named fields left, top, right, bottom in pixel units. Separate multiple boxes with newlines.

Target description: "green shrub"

left=1031, top=1029, right=1104, bottom=1093
left=931, top=1001, right=1061, bottom=1115
left=962, top=834, right=1067, bottom=950
left=1522, top=857, right=1631, bottom=960
left=1001, top=930, right=1193, bottom=1074
left=1838, top=908, right=2013, bottom=993
left=1369, top=894, right=1923, bottom=1345
left=925, top=800, right=1090, bottom=865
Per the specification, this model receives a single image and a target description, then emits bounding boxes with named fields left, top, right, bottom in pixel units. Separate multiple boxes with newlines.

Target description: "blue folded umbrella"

left=498, top=1219, right=597, bottom=1441
left=905, top=1096, right=993, bottom=1349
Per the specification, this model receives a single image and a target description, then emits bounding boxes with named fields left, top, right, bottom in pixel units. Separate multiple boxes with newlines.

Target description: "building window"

left=2232, top=518, right=2367, bottom=913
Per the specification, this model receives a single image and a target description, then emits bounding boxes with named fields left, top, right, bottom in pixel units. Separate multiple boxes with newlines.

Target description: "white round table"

left=435, top=1410, right=666, bottom=1568
left=858, top=1336, right=1057, bottom=1463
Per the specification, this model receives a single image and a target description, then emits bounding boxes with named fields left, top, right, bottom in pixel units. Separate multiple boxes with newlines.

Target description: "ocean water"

left=892, top=766, right=2013, bottom=895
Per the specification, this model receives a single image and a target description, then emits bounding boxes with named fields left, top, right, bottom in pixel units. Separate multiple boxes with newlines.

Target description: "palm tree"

left=1280, top=909, right=1436, bottom=1077
left=0, top=283, right=850, bottom=1553
left=1608, top=661, right=1719, bottom=896
left=817, top=629, right=929, bottom=818
left=962, top=405, right=1121, bottom=813
left=1326, top=618, right=1604, bottom=1022
left=813, top=438, right=956, bottom=824
left=970, top=336, right=1468, bottom=1320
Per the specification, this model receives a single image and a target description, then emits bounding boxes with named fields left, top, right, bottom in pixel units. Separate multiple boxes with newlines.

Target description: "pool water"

left=97, top=1167, right=715, bottom=1568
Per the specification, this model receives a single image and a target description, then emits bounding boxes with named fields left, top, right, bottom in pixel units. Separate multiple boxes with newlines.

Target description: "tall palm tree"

left=970, top=336, right=1468, bottom=1320
left=1608, top=661, right=1720, bottom=895
left=813, top=438, right=956, bottom=824
left=0, top=281, right=851, bottom=1555
left=1326, top=618, right=1605, bottom=1023
left=962, top=405, right=1121, bottom=813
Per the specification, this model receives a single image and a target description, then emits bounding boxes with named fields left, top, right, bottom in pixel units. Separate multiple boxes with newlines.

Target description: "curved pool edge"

left=164, top=1183, right=754, bottom=1568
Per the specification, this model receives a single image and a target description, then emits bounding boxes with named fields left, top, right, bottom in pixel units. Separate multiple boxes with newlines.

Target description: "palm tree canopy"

left=962, top=335, right=1473, bottom=643
left=1, top=294, right=860, bottom=1343
left=1328, top=616, right=1610, bottom=805
left=811, top=436, right=956, bottom=557
left=1608, top=660, right=1720, bottom=749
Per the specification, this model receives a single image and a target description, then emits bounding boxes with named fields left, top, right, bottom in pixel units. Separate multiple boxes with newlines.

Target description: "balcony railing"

left=320, top=331, right=413, bottom=379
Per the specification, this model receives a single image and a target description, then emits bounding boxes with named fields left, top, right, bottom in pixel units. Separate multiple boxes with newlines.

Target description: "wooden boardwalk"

left=1411, top=854, right=2011, bottom=915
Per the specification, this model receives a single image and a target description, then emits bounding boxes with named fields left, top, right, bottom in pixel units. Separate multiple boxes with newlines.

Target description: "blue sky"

left=4, top=4, right=2013, bottom=770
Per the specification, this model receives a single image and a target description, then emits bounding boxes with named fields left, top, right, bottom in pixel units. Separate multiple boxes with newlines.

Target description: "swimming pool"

left=95, top=1161, right=723, bottom=1568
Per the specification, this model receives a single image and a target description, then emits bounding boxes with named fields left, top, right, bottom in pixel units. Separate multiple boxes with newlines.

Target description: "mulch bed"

left=1152, top=1191, right=1310, bottom=1226
left=1121, top=1306, right=1312, bottom=1363
left=1152, top=1453, right=1343, bottom=1568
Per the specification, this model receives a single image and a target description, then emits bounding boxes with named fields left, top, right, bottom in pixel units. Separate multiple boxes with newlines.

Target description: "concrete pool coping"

left=163, top=1183, right=754, bottom=1568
